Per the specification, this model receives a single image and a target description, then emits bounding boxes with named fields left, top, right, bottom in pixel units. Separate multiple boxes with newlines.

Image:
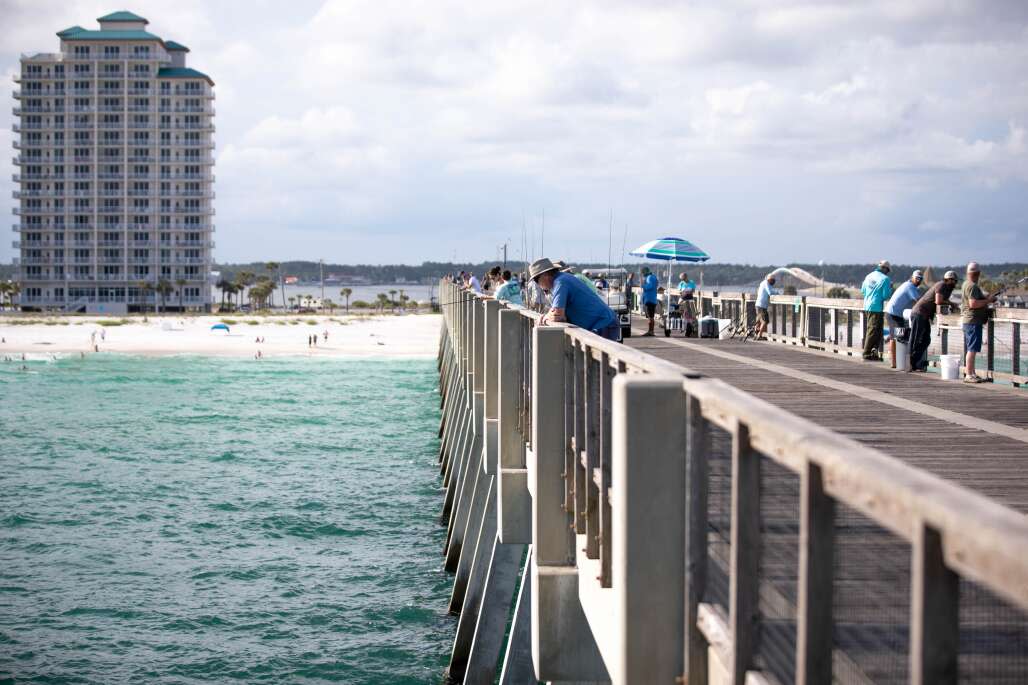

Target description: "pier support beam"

left=500, top=548, right=535, bottom=685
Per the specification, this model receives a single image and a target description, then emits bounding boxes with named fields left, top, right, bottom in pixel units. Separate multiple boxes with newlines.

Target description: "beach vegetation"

left=220, top=318, right=239, bottom=325
left=96, top=318, right=130, bottom=326
left=826, top=286, right=851, bottom=299
left=351, top=300, right=371, bottom=309
left=306, top=319, right=318, bottom=325
left=341, top=288, right=353, bottom=313
left=245, top=320, right=260, bottom=325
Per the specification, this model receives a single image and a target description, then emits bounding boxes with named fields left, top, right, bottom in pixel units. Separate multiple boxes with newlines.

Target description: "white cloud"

left=2, top=0, right=1028, bottom=264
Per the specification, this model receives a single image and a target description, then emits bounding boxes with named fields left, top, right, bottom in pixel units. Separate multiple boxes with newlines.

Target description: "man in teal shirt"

left=641, top=267, right=659, bottom=336
left=492, top=270, right=523, bottom=306
left=860, top=260, right=893, bottom=361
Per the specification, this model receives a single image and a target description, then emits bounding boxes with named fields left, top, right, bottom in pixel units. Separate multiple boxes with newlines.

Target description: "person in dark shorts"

left=640, top=267, right=659, bottom=336
left=908, top=270, right=959, bottom=372
left=755, top=274, right=778, bottom=339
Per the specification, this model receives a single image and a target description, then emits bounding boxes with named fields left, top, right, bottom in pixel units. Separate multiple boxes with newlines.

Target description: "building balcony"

left=12, top=207, right=59, bottom=215
left=157, top=105, right=215, bottom=115
left=159, top=172, right=214, bottom=181
left=172, top=207, right=214, bottom=215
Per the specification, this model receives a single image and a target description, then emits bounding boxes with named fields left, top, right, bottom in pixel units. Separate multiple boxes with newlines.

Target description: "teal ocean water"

left=0, top=355, right=451, bottom=683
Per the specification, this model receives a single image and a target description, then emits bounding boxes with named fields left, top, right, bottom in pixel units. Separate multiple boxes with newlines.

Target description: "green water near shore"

left=0, top=355, right=450, bottom=683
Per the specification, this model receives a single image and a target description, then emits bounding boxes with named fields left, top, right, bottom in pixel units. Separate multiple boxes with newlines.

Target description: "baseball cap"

left=966, top=261, right=980, bottom=273
left=943, top=270, right=958, bottom=281
left=879, top=260, right=891, bottom=270
left=912, top=270, right=924, bottom=280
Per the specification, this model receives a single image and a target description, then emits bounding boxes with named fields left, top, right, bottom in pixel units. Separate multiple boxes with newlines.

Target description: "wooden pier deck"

left=626, top=325, right=1028, bottom=514
left=622, top=326, right=1028, bottom=683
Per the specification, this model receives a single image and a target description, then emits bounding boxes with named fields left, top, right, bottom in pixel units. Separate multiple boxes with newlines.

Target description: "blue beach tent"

left=211, top=323, right=230, bottom=332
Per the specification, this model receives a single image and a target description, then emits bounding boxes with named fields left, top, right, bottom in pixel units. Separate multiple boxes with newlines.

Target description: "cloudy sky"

left=2, top=0, right=1027, bottom=265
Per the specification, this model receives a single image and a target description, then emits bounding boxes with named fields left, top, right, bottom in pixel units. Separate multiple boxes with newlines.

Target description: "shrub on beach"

left=351, top=300, right=371, bottom=309
left=220, top=318, right=238, bottom=325
left=245, top=320, right=260, bottom=325
left=306, top=319, right=318, bottom=325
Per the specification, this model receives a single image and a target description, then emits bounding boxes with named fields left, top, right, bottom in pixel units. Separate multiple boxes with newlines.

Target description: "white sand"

left=0, top=314, right=441, bottom=359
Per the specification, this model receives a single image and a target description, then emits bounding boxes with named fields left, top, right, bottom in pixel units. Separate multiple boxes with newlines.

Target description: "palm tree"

left=216, top=278, right=231, bottom=310
left=138, top=280, right=154, bottom=317
left=0, top=282, right=9, bottom=311
left=156, top=279, right=173, bottom=313
left=265, top=262, right=282, bottom=311
left=388, top=289, right=397, bottom=313
left=288, top=296, right=296, bottom=311
left=376, top=292, right=390, bottom=313
left=233, top=271, right=256, bottom=309
left=340, top=287, right=353, bottom=314
left=175, top=278, right=187, bottom=311
left=8, top=282, right=21, bottom=310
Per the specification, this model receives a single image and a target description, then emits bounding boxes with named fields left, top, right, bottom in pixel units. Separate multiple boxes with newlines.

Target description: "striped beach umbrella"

left=629, top=237, right=710, bottom=263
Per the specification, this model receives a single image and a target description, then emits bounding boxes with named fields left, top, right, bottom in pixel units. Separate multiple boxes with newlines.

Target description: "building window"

left=103, top=46, right=120, bottom=58
left=73, top=46, right=90, bottom=58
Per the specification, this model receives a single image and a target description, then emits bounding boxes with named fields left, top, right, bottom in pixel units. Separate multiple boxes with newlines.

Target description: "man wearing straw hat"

left=530, top=258, right=620, bottom=341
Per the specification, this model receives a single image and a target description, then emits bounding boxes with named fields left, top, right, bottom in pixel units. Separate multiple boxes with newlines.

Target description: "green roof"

left=157, top=67, right=213, bottom=86
left=59, top=29, right=163, bottom=41
left=57, top=26, right=85, bottom=37
left=97, top=11, right=149, bottom=24
left=164, top=41, right=189, bottom=52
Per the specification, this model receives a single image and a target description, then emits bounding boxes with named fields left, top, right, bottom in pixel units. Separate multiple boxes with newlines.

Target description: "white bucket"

left=894, top=341, right=910, bottom=371
left=717, top=319, right=733, bottom=339
left=939, top=354, right=961, bottom=381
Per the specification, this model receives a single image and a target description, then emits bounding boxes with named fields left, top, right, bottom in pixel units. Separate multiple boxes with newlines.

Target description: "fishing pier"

left=433, top=280, right=1028, bottom=684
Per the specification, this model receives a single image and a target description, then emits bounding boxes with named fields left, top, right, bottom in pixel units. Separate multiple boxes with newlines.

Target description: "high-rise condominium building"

left=12, top=11, right=214, bottom=313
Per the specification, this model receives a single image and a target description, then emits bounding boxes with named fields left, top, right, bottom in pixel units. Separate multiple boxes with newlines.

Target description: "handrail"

left=434, top=277, right=1028, bottom=684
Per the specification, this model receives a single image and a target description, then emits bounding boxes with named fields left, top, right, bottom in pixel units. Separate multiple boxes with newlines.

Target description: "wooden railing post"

left=796, top=462, right=834, bottom=685
left=612, top=375, right=688, bottom=683
left=729, top=421, right=760, bottom=685
left=483, top=299, right=500, bottom=475
left=986, top=319, right=995, bottom=380
left=685, top=393, right=709, bottom=685
left=910, top=522, right=959, bottom=685
left=1013, top=322, right=1022, bottom=388
left=533, top=326, right=573, bottom=566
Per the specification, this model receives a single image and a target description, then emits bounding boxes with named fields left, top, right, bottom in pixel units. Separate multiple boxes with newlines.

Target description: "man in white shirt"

left=755, top=274, right=778, bottom=340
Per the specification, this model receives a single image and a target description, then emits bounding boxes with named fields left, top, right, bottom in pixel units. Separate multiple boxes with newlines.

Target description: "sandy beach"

left=0, top=313, right=441, bottom=359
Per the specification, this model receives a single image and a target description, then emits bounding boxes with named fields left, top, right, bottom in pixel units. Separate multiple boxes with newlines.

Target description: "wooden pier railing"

left=436, top=280, right=1028, bottom=684
left=682, top=290, right=1026, bottom=386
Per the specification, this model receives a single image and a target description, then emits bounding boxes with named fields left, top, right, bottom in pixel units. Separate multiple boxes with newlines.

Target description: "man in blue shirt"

left=860, top=260, right=893, bottom=361
left=640, top=267, right=659, bottom=336
left=884, top=269, right=923, bottom=339
left=530, top=258, right=619, bottom=341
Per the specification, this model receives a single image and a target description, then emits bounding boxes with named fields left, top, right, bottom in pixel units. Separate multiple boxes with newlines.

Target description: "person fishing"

left=860, top=260, right=893, bottom=362
left=530, top=258, right=620, bottom=341
left=492, top=270, right=523, bottom=306
left=640, top=266, right=659, bottom=336
left=961, top=261, right=997, bottom=383
left=908, top=270, right=959, bottom=372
